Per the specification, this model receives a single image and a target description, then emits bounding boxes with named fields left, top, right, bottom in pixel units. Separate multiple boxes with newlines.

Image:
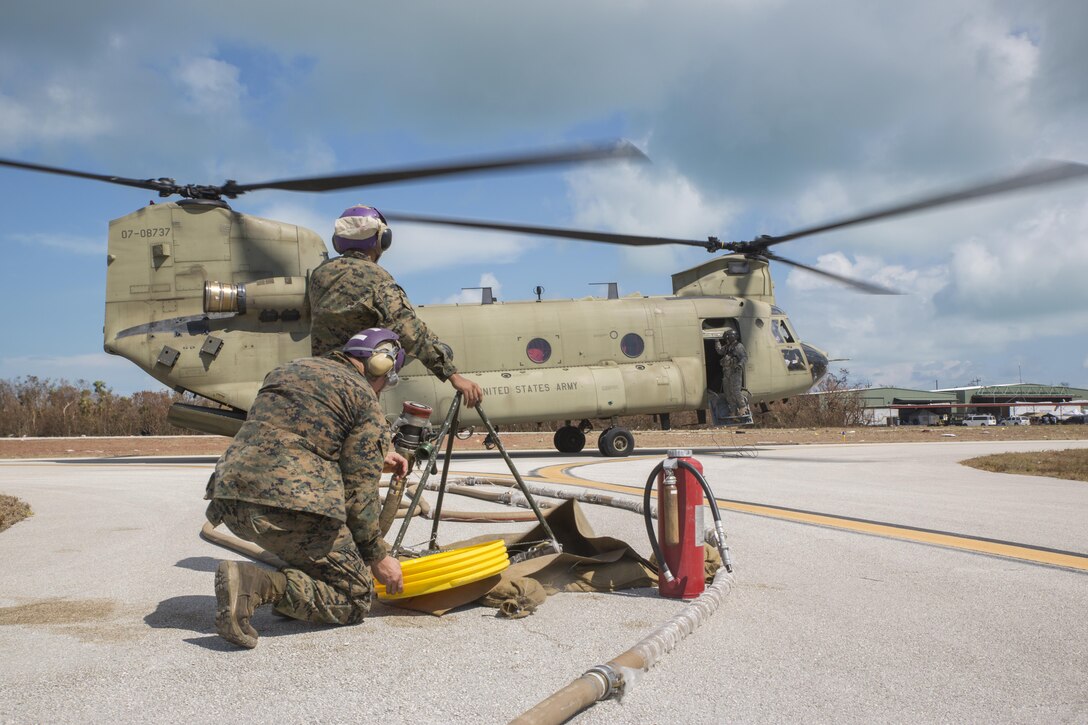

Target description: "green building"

left=841, top=383, right=1088, bottom=425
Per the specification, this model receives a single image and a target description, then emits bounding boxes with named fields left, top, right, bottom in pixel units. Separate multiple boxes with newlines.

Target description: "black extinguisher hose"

left=642, top=459, right=733, bottom=577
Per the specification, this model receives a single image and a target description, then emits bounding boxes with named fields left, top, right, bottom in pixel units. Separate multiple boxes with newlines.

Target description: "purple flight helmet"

left=332, top=205, right=392, bottom=254
left=343, top=327, right=406, bottom=384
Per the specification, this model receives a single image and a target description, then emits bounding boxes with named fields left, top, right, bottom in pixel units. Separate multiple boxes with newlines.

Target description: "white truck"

left=962, top=414, right=997, bottom=426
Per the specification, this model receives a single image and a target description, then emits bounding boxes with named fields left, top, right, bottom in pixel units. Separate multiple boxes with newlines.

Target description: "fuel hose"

left=509, top=457, right=735, bottom=725
left=454, top=476, right=652, bottom=518
left=508, top=568, right=735, bottom=725
left=378, top=474, right=409, bottom=535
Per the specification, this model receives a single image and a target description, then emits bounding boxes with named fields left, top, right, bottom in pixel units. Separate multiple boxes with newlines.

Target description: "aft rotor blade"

left=765, top=252, right=902, bottom=295
left=0, top=157, right=176, bottom=194
left=384, top=212, right=718, bottom=250
left=226, top=141, right=648, bottom=194
left=763, top=160, right=1088, bottom=248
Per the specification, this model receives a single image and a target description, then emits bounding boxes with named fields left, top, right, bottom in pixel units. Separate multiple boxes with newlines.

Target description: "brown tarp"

left=386, top=499, right=659, bottom=616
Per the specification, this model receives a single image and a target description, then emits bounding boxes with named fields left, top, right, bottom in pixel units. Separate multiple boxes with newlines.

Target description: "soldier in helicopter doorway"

left=714, top=328, right=752, bottom=424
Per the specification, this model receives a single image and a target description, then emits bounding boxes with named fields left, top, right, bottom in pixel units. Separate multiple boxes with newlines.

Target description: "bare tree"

left=0, top=377, right=195, bottom=437
left=761, top=369, right=869, bottom=428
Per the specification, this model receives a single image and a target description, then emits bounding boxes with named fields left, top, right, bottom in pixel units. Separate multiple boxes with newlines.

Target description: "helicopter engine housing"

left=103, top=201, right=327, bottom=409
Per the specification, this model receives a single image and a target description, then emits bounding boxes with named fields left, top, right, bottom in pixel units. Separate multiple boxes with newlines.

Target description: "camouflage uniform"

left=715, top=337, right=749, bottom=418
left=206, top=351, right=390, bottom=625
left=308, top=250, right=457, bottom=380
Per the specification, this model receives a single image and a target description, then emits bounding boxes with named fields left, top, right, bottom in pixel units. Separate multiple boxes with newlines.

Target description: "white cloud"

left=934, top=196, right=1088, bottom=320
left=0, top=86, right=111, bottom=150
left=958, top=15, right=1039, bottom=104
left=864, top=359, right=978, bottom=391
left=174, top=57, right=244, bottom=115
left=442, top=272, right=502, bottom=304
left=249, top=201, right=330, bottom=246
left=383, top=223, right=532, bottom=276
left=8, top=232, right=106, bottom=255
left=0, top=93, right=33, bottom=148
left=782, top=236, right=1088, bottom=390
left=785, top=252, right=949, bottom=298
left=565, top=161, right=739, bottom=275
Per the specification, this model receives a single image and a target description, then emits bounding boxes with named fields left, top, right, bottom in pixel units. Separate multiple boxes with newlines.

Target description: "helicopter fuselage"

left=103, top=202, right=825, bottom=437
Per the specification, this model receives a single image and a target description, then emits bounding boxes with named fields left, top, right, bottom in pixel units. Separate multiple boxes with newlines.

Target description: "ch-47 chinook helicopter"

left=3, top=149, right=1085, bottom=456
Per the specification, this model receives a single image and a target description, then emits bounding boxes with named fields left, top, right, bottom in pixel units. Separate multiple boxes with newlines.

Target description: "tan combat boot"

left=215, top=560, right=287, bottom=649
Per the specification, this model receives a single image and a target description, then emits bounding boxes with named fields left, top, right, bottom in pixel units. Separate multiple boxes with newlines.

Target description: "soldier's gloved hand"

left=382, top=451, right=409, bottom=477
left=372, top=555, right=404, bottom=595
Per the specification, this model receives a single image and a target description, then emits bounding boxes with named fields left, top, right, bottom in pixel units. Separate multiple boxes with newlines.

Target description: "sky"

left=1, top=0, right=1087, bottom=395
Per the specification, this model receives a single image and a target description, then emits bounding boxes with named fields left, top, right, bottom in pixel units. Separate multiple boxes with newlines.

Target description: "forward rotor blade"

left=0, top=157, right=176, bottom=194
left=765, top=252, right=902, bottom=295
left=385, top=212, right=718, bottom=249
left=225, top=140, right=648, bottom=194
left=763, top=160, right=1088, bottom=248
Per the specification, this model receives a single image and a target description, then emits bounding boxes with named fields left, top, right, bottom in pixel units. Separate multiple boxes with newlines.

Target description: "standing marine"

left=715, top=328, right=751, bottom=421
left=308, top=204, right=483, bottom=407
left=206, top=327, right=410, bottom=648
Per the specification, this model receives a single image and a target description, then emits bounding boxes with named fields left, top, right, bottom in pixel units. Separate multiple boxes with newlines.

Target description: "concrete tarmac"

left=1, top=439, right=1087, bottom=724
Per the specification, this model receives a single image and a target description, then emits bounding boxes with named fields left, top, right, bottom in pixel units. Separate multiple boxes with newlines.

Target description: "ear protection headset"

left=343, top=328, right=406, bottom=384
left=363, top=340, right=399, bottom=377
left=374, top=210, right=393, bottom=252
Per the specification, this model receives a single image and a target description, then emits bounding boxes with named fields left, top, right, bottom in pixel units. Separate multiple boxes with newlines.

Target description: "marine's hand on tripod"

left=449, top=373, right=483, bottom=407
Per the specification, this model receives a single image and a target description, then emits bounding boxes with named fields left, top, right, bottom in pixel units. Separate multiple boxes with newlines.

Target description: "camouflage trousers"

left=206, top=498, right=374, bottom=625
left=720, top=368, right=749, bottom=417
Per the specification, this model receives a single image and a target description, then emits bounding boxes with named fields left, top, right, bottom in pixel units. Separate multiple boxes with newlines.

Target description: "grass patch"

left=0, top=494, right=32, bottom=533
left=962, top=449, right=1088, bottom=483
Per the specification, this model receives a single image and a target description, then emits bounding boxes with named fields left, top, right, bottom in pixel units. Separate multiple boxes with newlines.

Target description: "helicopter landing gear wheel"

left=598, top=427, right=635, bottom=457
left=553, top=425, right=586, bottom=453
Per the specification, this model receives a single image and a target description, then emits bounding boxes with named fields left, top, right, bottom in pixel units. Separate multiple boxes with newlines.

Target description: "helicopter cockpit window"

left=526, top=338, right=551, bottom=364
left=782, top=348, right=806, bottom=371
left=620, top=333, right=645, bottom=358
left=771, top=322, right=784, bottom=343
left=771, top=319, right=795, bottom=344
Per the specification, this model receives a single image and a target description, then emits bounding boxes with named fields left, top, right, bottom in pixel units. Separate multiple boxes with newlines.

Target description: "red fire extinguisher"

left=657, top=449, right=705, bottom=599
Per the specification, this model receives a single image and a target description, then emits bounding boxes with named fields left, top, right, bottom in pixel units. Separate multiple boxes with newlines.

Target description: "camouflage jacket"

left=308, top=251, right=457, bottom=381
left=715, top=340, right=748, bottom=371
left=207, top=352, right=391, bottom=563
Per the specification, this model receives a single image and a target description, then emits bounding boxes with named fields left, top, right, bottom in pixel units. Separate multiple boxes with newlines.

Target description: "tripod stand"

left=389, top=391, right=561, bottom=557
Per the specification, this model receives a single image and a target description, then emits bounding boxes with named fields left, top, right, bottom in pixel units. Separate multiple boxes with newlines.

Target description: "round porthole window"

left=620, top=333, right=644, bottom=358
left=526, top=338, right=551, bottom=364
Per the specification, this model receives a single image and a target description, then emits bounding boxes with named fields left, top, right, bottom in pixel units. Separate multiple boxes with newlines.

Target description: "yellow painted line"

left=715, top=500, right=1088, bottom=572
left=517, top=458, right=1088, bottom=573
left=530, top=457, right=661, bottom=487
left=446, top=457, right=659, bottom=491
